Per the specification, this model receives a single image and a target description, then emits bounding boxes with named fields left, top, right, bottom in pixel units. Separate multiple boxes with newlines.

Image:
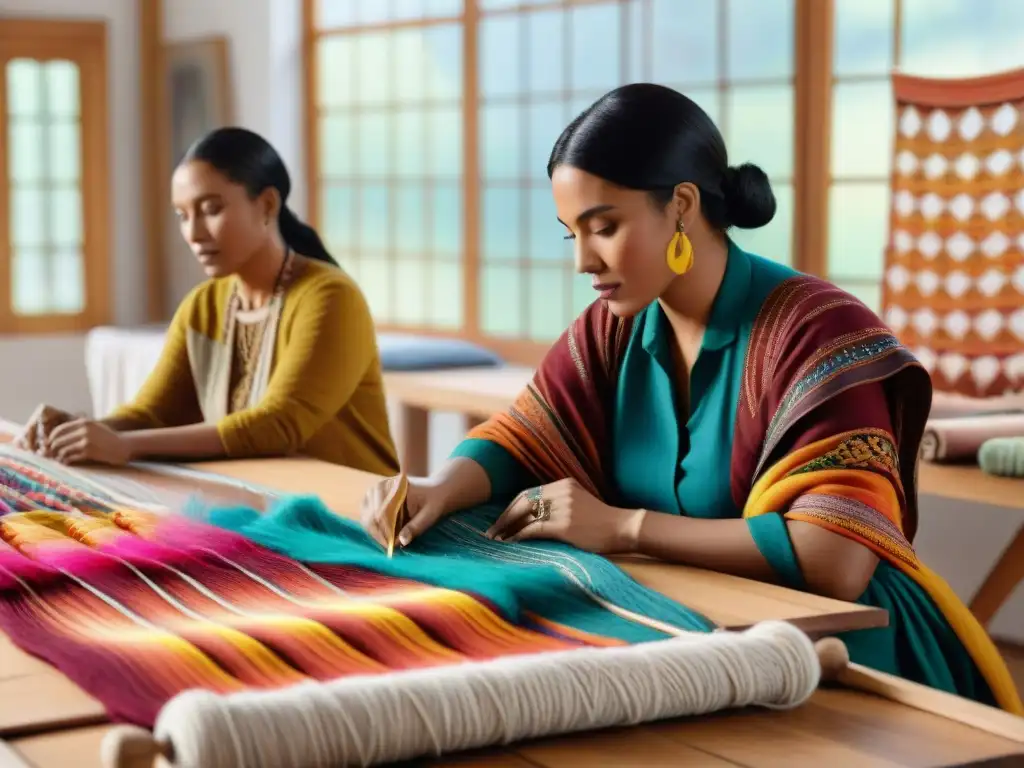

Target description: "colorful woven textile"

left=882, top=68, right=1024, bottom=398
left=0, top=448, right=711, bottom=727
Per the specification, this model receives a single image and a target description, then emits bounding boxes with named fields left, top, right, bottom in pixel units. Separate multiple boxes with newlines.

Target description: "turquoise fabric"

left=453, top=241, right=994, bottom=704
left=200, top=495, right=713, bottom=644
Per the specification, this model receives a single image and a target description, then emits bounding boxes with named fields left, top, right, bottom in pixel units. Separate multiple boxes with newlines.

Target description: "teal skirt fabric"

left=748, top=511, right=996, bottom=705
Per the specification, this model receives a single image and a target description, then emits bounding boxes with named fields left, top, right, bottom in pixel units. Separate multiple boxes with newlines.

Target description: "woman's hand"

left=485, top=479, right=645, bottom=554
left=44, top=419, right=132, bottom=466
left=15, top=404, right=75, bottom=452
left=360, top=476, right=454, bottom=550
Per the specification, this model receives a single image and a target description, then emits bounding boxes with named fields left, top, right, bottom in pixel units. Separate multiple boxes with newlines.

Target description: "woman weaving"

left=19, top=128, right=398, bottom=475
left=363, top=84, right=1022, bottom=712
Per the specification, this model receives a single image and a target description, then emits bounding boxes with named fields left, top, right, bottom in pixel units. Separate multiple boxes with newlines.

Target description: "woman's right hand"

left=15, top=404, right=75, bottom=452
left=360, top=476, right=453, bottom=550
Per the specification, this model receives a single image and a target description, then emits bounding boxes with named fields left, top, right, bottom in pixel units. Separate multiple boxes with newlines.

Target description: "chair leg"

left=970, top=524, right=1024, bottom=628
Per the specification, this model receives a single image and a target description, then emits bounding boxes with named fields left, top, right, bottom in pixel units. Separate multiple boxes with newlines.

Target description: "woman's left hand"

left=485, top=478, right=645, bottom=554
left=44, top=419, right=132, bottom=466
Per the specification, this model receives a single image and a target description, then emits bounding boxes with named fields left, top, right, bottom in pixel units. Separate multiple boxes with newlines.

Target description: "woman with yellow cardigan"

left=18, top=127, right=398, bottom=475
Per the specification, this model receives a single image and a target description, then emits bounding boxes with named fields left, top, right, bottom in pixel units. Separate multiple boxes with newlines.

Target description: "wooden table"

left=918, top=463, right=1024, bottom=630
left=0, top=455, right=1022, bottom=766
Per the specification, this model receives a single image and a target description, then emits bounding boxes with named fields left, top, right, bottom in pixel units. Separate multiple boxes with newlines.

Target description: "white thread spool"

left=102, top=621, right=828, bottom=768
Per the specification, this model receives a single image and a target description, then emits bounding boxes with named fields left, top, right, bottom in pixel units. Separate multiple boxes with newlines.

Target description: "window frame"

left=304, top=0, right=833, bottom=366
left=0, top=18, right=111, bottom=335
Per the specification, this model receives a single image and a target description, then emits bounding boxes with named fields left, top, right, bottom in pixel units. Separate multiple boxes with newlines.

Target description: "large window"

left=0, top=19, right=109, bottom=334
left=309, top=0, right=797, bottom=357
left=828, top=0, right=1024, bottom=311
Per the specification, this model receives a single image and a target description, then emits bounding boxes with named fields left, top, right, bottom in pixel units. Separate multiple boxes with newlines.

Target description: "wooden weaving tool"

left=380, top=472, right=410, bottom=557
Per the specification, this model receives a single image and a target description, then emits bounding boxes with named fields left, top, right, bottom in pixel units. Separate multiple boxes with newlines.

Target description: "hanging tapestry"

left=882, top=68, right=1024, bottom=398
left=0, top=447, right=712, bottom=727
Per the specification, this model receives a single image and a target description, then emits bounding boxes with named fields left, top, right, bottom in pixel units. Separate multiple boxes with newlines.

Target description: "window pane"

left=395, top=185, right=427, bottom=256
left=319, top=183, right=355, bottom=252
left=651, top=0, right=717, bottom=84
left=395, top=109, right=425, bottom=178
left=317, top=0, right=357, bottom=27
left=572, top=273, right=595, bottom=318
left=428, top=107, right=461, bottom=177
left=356, top=1, right=392, bottom=25
left=320, top=115, right=354, bottom=177
left=527, top=266, right=569, bottom=341
left=425, top=24, right=462, bottom=102
left=430, top=259, right=463, bottom=329
left=48, top=120, right=81, bottom=183
left=11, top=249, right=48, bottom=315
left=360, top=184, right=390, bottom=251
left=831, top=82, right=893, bottom=179
left=9, top=120, right=44, bottom=184
left=482, top=186, right=521, bottom=261
left=45, top=61, right=79, bottom=117
left=393, top=258, right=428, bottom=325
left=51, top=189, right=82, bottom=246
left=828, top=183, right=890, bottom=281
left=725, top=86, right=794, bottom=179
left=902, top=0, right=1024, bottom=78
left=359, top=258, right=392, bottom=321
left=51, top=249, right=85, bottom=313
left=11, top=188, right=45, bottom=247
left=527, top=101, right=565, bottom=181
left=622, top=0, right=638, bottom=81
left=393, top=28, right=428, bottom=103
left=681, top=87, right=721, bottom=130
left=482, top=104, right=521, bottom=180
left=528, top=186, right=569, bottom=263
left=393, top=0, right=425, bottom=22
left=527, top=9, right=564, bottom=95
left=835, top=281, right=882, bottom=314
left=481, top=264, right=523, bottom=336
left=481, top=0, right=548, bottom=7
left=481, top=15, right=521, bottom=99
left=433, top=182, right=461, bottom=255
left=356, top=34, right=390, bottom=106
left=317, top=38, right=354, bottom=108
left=6, top=59, right=41, bottom=117
left=727, top=0, right=794, bottom=80
left=425, top=0, right=461, bottom=14
left=570, top=3, right=620, bottom=92
left=356, top=112, right=389, bottom=176
left=834, top=0, right=894, bottom=77
left=730, top=182, right=792, bottom=265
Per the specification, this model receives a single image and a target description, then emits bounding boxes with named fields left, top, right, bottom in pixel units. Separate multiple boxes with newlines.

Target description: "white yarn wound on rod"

left=152, top=621, right=819, bottom=768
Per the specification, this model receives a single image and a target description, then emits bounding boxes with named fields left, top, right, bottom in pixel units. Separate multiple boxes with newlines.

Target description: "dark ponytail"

left=182, top=127, right=338, bottom=265
left=548, top=83, right=776, bottom=231
left=278, top=205, right=337, bottom=265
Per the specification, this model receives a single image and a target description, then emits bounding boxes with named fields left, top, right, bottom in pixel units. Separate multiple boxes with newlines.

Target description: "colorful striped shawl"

left=0, top=449, right=711, bottom=727
left=467, top=275, right=1023, bottom=714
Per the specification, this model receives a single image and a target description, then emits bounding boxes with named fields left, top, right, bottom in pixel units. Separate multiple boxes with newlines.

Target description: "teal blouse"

left=453, top=243, right=994, bottom=705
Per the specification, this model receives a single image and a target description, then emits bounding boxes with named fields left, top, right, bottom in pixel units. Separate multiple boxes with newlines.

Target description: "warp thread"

left=143, top=620, right=819, bottom=768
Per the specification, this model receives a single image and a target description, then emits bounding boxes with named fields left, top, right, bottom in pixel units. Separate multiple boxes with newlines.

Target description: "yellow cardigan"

left=108, top=261, right=399, bottom=475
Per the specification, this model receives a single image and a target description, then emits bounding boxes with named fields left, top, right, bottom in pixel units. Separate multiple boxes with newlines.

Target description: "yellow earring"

left=666, top=220, right=694, bottom=275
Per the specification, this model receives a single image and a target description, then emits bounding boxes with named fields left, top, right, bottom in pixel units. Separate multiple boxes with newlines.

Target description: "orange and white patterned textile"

left=882, top=68, right=1024, bottom=399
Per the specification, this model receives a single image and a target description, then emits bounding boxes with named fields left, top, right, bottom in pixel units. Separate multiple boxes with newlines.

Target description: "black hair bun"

left=723, top=163, right=776, bottom=229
